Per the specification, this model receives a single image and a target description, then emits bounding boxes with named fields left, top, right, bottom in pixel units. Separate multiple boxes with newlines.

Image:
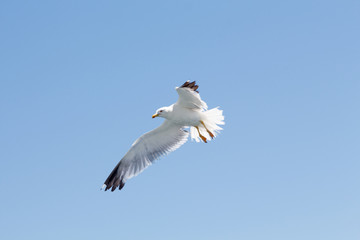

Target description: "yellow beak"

left=152, top=113, right=159, bottom=118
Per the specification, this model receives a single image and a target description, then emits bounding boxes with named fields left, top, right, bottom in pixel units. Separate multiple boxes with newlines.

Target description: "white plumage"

left=102, top=81, right=224, bottom=191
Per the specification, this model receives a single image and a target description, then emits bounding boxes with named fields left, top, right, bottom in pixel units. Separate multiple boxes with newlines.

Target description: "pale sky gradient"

left=1, top=1, right=359, bottom=239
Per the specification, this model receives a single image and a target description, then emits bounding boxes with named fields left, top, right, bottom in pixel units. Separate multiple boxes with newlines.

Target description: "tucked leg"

left=200, top=120, right=215, bottom=139
left=195, top=126, right=207, bottom=143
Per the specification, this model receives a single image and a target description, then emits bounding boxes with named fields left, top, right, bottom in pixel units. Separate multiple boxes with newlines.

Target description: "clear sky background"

left=1, top=0, right=359, bottom=239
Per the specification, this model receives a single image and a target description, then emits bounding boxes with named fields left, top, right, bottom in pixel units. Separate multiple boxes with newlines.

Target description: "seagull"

left=102, top=81, right=225, bottom=191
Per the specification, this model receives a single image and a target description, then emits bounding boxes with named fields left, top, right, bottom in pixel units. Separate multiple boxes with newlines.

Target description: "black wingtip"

left=104, top=184, right=112, bottom=191
left=107, top=180, right=125, bottom=192
left=103, top=161, right=126, bottom=192
left=103, top=180, right=125, bottom=192
left=180, top=80, right=200, bottom=93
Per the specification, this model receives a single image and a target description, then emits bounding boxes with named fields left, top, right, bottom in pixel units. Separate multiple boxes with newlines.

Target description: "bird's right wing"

left=103, top=120, right=189, bottom=191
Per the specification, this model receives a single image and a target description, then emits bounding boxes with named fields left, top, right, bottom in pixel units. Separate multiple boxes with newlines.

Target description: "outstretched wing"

left=103, top=120, right=189, bottom=191
left=175, top=81, right=208, bottom=110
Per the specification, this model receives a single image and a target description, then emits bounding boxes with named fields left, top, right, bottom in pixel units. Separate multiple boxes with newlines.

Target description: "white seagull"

left=102, top=81, right=225, bottom=191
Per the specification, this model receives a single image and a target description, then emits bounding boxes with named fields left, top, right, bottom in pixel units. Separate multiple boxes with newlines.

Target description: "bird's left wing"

left=175, top=81, right=208, bottom=110
left=103, top=120, right=189, bottom=191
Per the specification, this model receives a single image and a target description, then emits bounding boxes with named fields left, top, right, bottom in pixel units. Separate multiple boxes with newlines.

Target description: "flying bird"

left=102, top=81, right=225, bottom=191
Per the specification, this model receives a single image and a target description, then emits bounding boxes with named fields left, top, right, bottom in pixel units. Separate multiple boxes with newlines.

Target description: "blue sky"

left=1, top=0, right=359, bottom=239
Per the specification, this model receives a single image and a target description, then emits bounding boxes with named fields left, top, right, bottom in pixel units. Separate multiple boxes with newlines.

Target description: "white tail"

left=190, top=107, right=225, bottom=142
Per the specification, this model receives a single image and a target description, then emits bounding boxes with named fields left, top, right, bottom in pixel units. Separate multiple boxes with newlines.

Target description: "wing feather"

left=176, top=81, right=208, bottom=110
left=103, top=120, right=188, bottom=191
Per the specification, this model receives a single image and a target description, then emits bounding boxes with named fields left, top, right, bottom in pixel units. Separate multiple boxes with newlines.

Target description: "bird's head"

left=152, top=106, right=171, bottom=119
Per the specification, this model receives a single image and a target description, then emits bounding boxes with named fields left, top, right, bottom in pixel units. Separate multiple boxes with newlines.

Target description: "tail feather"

left=190, top=107, right=224, bottom=142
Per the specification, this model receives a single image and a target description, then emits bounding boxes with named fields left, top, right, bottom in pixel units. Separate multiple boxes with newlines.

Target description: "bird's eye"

left=159, top=110, right=163, bottom=113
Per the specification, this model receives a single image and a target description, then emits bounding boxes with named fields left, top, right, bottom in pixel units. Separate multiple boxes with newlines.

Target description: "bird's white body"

left=162, top=104, right=201, bottom=126
left=102, top=81, right=224, bottom=191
